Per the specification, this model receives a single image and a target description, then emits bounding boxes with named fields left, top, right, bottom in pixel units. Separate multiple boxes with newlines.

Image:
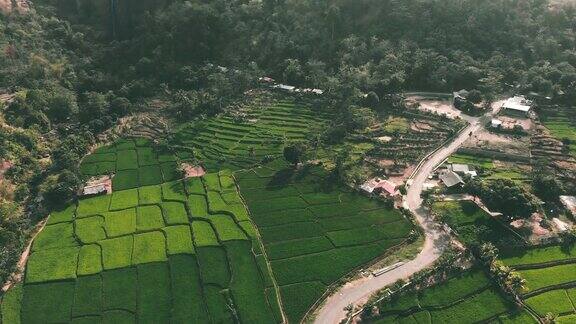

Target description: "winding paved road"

left=313, top=104, right=501, bottom=324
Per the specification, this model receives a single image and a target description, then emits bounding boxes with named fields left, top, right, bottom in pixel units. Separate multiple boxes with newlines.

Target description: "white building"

left=502, top=96, right=532, bottom=117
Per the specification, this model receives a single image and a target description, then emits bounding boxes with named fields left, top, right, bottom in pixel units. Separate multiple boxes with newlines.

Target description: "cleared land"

left=366, top=268, right=534, bottom=323
left=237, top=161, right=413, bottom=322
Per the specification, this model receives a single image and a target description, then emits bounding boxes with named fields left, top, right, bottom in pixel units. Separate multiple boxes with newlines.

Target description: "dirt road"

left=313, top=104, right=501, bottom=324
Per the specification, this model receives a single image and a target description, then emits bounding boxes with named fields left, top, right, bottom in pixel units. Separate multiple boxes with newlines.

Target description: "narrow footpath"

left=313, top=104, right=501, bottom=324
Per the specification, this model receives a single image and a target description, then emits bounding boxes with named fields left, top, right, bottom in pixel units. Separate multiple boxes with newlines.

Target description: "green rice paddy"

left=368, top=268, right=535, bottom=323
left=501, top=245, right=576, bottom=318
left=237, top=162, right=413, bottom=322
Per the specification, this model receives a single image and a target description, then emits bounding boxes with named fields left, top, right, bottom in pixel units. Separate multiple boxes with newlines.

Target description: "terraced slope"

left=173, top=99, right=329, bottom=171
left=237, top=161, right=414, bottom=322
left=1, top=139, right=282, bottom=324
left=365, top=268, right=534, bottom=323
left=501, top=245, right=576, bottom=322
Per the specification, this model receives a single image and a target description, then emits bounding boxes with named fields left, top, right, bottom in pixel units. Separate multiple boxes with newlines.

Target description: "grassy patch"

left=103, top=208, right=136, bottom=237
left=132, top=231, right=167, bottom=264
left=100, top=236, right=133, bottom=270
left=109, top=189, right=139, bottom=210
left=138, top=185, right=162, bottom=204
left=136, top=205, right=165, bottom=231
left=116, top=149, right=138, bottom=170
left=169, top=255, right=210, bottom=323
left=72, top=275, right=102, bottom=317
left=77, top=244, right=102, bottom=276
left=196, top=246, right=230, bottom=287
left=26, top=247, right=79, bottom=283
left=164, top=225, right=195, bottom=255
left=77, top=195, right=110, bottom=217
left=102, top=268, right=137, bottom=312
left=21, top=282, right=74, bottom=323
left=75, top=215, right=106, bottom=244
left=112, top=169, right=139, bottom=191
left=191, top=221, right=219, bottom=247
left=161, top=201, right=189, bottom=225
left=162, top=180, right=187, bottom=201
left=137, top=262, right=171, bottom=323
left=32, top=222, right=78, bottom=251
left=1, top=283, right=23, bottom=324
left=139, top=164, right=163, bottom=186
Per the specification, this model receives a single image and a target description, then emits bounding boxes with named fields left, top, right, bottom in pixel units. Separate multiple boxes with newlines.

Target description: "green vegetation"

left=365, top=268, right=533, bottom=323
left=501, top=245, right=576, bottom=319
left=238, top=163, right=413, bottom=322
left=432, top=200, right=523, bottom=248
left=9, top=141, right=282, bottom=323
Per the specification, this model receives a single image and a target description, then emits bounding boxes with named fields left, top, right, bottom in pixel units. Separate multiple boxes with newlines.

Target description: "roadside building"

left=439, top=170, right=464, bottom=188
left=360, top=178, right=399, bottom=197
left=502, top=96, right=532, bottom=117
left=449, top=163, right=477, bottom=178
left=452, top=89, right=469, bottom=108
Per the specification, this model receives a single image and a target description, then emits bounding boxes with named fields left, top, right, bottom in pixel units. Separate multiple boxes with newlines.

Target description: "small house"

left=449, top=164, right=477, bottom=178
left=502, top=96, right=532, bottom=117
left=452, top=89, right=469, bottom=108
left=82, top=184, right=108, bottom=197
left=273, top=84, right=296, bottom=92
left=439, top=170, right=464, bottom=188
left=491, top=119, right=503, bottom=128
left=360, top=178, right=399, bottom=197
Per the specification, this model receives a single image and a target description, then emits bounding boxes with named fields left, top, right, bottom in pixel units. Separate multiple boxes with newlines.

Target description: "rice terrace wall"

left=0, top=97, right=415, bottom=323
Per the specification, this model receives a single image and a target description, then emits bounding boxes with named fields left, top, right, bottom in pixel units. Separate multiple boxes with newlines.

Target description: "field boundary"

left=512, top=258, right=576, bottom=271
left=523, top=281, right=576, bottom=299
left=233, top=174, right=288, bottom=324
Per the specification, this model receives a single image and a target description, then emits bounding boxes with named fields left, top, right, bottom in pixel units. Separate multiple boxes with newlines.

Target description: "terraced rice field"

left=80, top=138, right=180, bottom=190
left=237, top=161, right=414, bottom=322
left=173, top=99, right=329, bottom=171
left=431, top=200, right=524, bottom=248
left=366, top=268, right=534, bottom=323
left=501, top=245, right=576, bottom=321
left=539, top=105, right=576, bottom=158
left=1, top=139, right=282, bottom=324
